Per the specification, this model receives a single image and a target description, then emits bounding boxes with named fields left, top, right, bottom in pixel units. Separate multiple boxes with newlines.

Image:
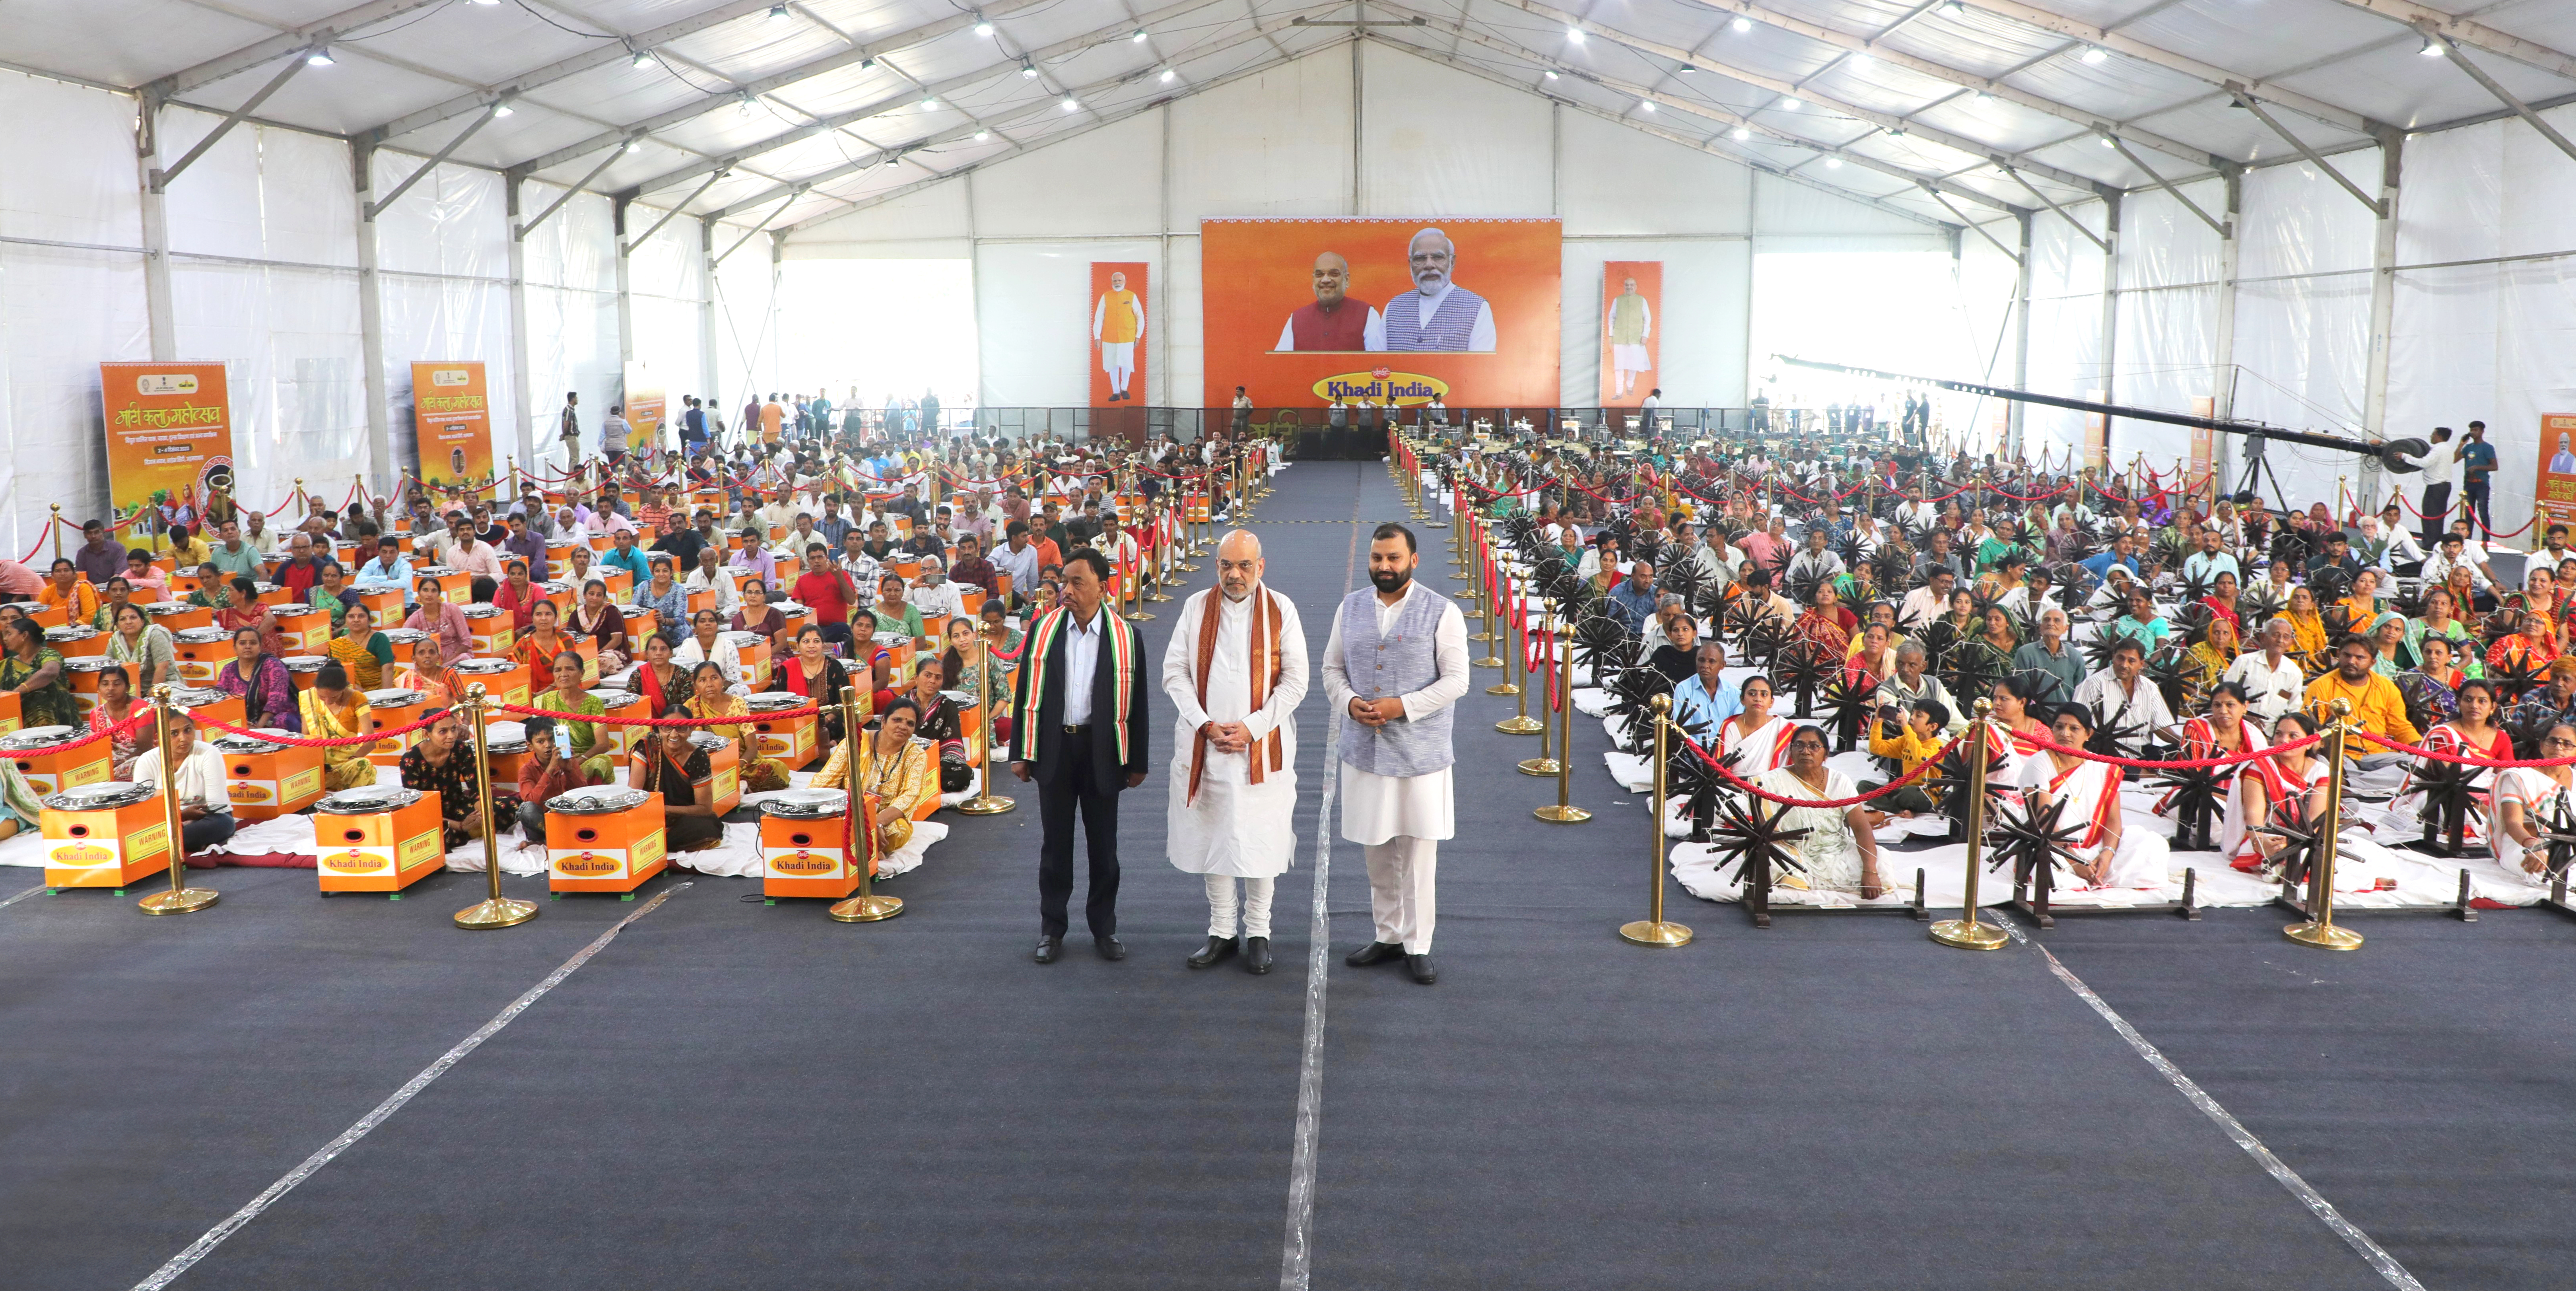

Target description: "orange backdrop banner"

left=1599, top=262, right=1661, bottom=408
left=412, top=361, right=493, bottom=491
left=623, top=362, right=664, bottom=456
left=99, top=361, right=233, bottom=532
left=1090, top=262, right=1150, bottom=408
left=1200, top=218, right=1560, bottom=409
left=2536, top=413, right=2576, bottom=529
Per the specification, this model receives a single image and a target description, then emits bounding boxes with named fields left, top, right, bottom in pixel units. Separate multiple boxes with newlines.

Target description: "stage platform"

left=4, top=461, right=2563, bottom=1290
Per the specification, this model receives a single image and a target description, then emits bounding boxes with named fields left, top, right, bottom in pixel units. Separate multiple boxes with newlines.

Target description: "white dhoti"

left=1162, top=584, right=1309, bottom=937
left=1100, top=340, right=1135, bottom=380
left=1612, top=342, right=1650, bottom=374
left=1342, top=762, right=1454, bottom=953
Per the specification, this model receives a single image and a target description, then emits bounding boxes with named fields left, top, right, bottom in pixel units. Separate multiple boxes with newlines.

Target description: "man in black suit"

left=1008, top=548, right=1151, bottom=963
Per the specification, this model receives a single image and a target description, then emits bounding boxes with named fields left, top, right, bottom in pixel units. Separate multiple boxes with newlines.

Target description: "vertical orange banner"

left=623, top=362, right=665, bottom=456
left=2188, top=396, right=2217, bottom=502
left=1090, top=262, right=1148, bottom=408
left=1600, top=262, right=1661, bottom=408
left=2084, top=389, right=2109, bottom=471
left=99, top=361, right=233, bottom=536
left=2535, top=413, right=2576, bottom=529
left=412, top=361, right=493, bottom=492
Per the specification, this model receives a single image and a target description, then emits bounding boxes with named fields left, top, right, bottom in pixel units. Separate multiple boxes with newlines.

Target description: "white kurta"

left=1321, top=580, right=1471, bottom=845
left=1161, top=586, right=1310, bottom=878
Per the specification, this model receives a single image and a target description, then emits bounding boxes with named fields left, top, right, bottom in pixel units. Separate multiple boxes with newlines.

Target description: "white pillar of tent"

left=2358, top=132, right=2403, bottom=513
left=2010, top=210, right=2032, bottom=461
left=353, top=139, right=392, bottom=496
left=614, top=196, right=636, bottom=368
left=699, top=216, right=721, bottom=443
left=2210, top=169, right=2244, bottom=497
left=2096, top=191, right=2122, bottom=467
left=505, top=176, right=538, bottom=474
left=136, top=94, right=177, bottom=361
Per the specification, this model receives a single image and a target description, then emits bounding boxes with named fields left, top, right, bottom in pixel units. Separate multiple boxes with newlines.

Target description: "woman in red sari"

left=1791, top=583, right=1856, bottom=656
left=766, top=623, right=853, bottom=744
left=212, top=575, right=289, bottom=658
left=625, top=631, right=685, bottom=717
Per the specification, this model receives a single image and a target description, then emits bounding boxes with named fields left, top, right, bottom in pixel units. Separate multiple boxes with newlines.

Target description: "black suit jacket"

left=1010, top=609, right=1150, bottom=797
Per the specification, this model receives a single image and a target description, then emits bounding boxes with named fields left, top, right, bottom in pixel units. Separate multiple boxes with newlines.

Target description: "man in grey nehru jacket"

left=1321, top=522, right=1470, bottom=984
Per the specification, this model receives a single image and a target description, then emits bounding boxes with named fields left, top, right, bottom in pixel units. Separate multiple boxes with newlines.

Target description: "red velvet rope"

left=499, top=701, right=824, bottom=727
left=196, top=710, right=450, bottom=749
left=30, top=708, right=156, bottom=754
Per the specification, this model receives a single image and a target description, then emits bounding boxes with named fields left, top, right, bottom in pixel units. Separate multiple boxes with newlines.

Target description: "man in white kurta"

left=1162, top=531, right=1309, bottom=974
left=1322, top=524, right=1471, bottom=985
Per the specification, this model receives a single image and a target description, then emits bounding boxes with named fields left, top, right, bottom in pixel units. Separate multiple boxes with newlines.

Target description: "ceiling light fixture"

left=1021, top=62, right=1038, bottom=77
left=1825, top=157, right=1843, bottom=168
left=1731, top=126, right=1750, bottom=140
left=920, top=96, right=936, bottom=108
left=1160, top=68, right=1176, bottom=82
left=1132, top=28, right=1149, bottom=43
left=1781, top=95, right=1800, bottom=109
left=1850, top=50, right=1871, bottom=66
left=769, top=4, right=789, bottom=20
left=493, top=99, right=514, bottom=117
left=737, top=93, right=755, bottom=116
left=1061, top=96, right=1079, bottom=111
left=2081, top=45, right=2107, bottom=63
left=1731, top=16, right=1751, bottom=33
left=307, top=46, right=335, bottom=66
left=630, top=47, right=651, bottom=67
left=973, top=18, right=993, bottom=35
left=2418, top=37, right=2444, bottom=56
left=2099, top=133, right=2116, bottom=146
left=1942, top=0, right=1964, bottom=14
left=1640, top=100, right=1655, bottom=112
left=1543, top=69, right=1559, bottom=79
left=1679, top=63, right=1697, bottom=74
left=975, top=129, right=990, bottom=140
left=1566, top=26, right=1584, bottom=44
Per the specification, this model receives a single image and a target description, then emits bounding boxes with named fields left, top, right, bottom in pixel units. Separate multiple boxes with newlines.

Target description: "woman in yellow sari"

left=296, top=660, right=379, bottom=789
left=680, top=660, right=792, bottom=792
left=812, top=695, right=936, bottom=871
left=2180, top=614, right=2240, bottom=706
left=2333, top=569, right=2384, bottom=632
left=2283, top=585, right=2330, bottom=668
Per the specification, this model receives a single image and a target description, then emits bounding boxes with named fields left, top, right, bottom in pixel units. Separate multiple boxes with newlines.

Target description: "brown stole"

left=1186, top=586, right=1284, bottom=805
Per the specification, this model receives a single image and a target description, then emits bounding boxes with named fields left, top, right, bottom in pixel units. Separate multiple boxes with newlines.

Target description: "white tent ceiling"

left=8, top=0, right=2574, bottom=233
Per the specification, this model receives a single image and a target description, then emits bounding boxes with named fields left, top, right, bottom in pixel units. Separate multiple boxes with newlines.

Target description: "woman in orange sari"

left=511, top=597, right=585, bottom=682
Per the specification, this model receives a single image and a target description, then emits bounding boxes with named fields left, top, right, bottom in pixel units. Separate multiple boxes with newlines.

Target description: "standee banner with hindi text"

left=1200, top=218, right=1560, bottom=409
left=2535, top=413, right=2576, bottom=529
left=1599, top=262, right=1661, bottom=408
left=622, top=362, right=664, bottom=456
left=411, top=361, right=493, bottom=491
left=99, top=361, right=233, bottom=533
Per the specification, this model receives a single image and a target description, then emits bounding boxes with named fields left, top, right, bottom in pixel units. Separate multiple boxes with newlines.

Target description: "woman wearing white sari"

left=2377, top=677, right=2509, bottom=848
left=1751, top=724, right=1888, bottom=898
left=2020, top=705, right=2169, bottom=890
left=2492, top=719, right=2576, bottom=888
left=1718, top=674, right=1793, bottom=776
left=2228, top=712, right=2327, bottom=870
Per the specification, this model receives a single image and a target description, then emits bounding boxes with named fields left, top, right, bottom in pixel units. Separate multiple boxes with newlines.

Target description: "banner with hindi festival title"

left=99, top=361, right=233, bottom=537
left=2535, top=413, right=2576, bottom=530
left=1200, top=218, right=1560, bottom=410
left=411, top=362, right=493, bottom=491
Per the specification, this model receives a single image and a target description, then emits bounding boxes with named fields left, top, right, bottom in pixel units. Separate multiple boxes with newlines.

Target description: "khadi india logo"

left=1311, top=368, right=1449, bottom=406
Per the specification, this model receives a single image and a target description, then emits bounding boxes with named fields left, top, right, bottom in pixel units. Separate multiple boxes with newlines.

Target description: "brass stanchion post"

left=453, top=683, right=538, bottom=929
left=136, top=687, right=219, bottom=915
left=1930, top=701, right=2007, bottom=949
left=2285, top=698, right=2365, bottom=950
left=1620, top=694, right=1690, bottom=945
left=1494, top=587, right=1539, bottom=714
left=958, top=636, right=1015, bottom=816
left=830, top=684, right=905, bottom=922
left=1534, top=618, right=1588, bottom=821
left=49, top=504, right=63, bottom=560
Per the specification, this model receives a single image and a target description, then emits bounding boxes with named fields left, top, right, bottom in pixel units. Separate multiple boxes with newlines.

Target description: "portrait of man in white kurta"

left=1161, top=530, right=1309, bottom=975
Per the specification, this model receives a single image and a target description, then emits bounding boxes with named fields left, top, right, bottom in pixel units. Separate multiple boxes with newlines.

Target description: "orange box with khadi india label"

left=2, top=725, right=113, bottom=797
left=746, top=690, right=820, bottom=769
left=312, top=786, right=447, bottom=895
left=211, top=730, right=325, bottom=822
left=272, top=605, right=329, bottom=653
left=0, top=690, right=21, bottom=738
left=758, top=787, right=875, bottom=899
left=39, top=782, right=172, bottom=889
left=545, top=786, right=668, bottom=894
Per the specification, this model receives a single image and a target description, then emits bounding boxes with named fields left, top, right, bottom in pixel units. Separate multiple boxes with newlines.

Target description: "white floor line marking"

left=1999, top=918, right=2425, bottom=1291
left=132, top=882, right=692, bottom=1291
left=1280, top=470, right=1366, bottom=1291
left=1, top=881, right=45, bottom=912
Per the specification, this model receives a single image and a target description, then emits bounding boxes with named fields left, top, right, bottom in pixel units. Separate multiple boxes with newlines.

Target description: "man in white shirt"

left=906, top=555, right=969, bottom=620
left=2071, top=637, right=2177, bottom=755
left=2422, top=532, right=2496, bottom=594
left=130, top=711, right=237, bottom=861
left=2222, top=618, right=2307, bottom=722
left=2411, top=425, right=2458, bottom=544
left=1897, top=567, right=1957, bottom=632
left=684, top=547, right=740, bottom=614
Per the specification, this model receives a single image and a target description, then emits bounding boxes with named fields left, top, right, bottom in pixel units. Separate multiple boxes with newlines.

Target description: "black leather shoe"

left=1033, top=936, right=1061, bottom=964
left=1095, top=935, right=1126, bottom=961
left=1344, top=941, right=1402, bottom=967
left=1243, top=936, right=1273, bottom=974
left=1405, top=954, right=1438, bottom=985
left=1187, top=935, right=1236, bottom=968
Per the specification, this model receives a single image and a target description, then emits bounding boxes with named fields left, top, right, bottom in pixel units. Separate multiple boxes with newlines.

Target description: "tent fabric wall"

left=0, top=69, right=729, bottom=541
